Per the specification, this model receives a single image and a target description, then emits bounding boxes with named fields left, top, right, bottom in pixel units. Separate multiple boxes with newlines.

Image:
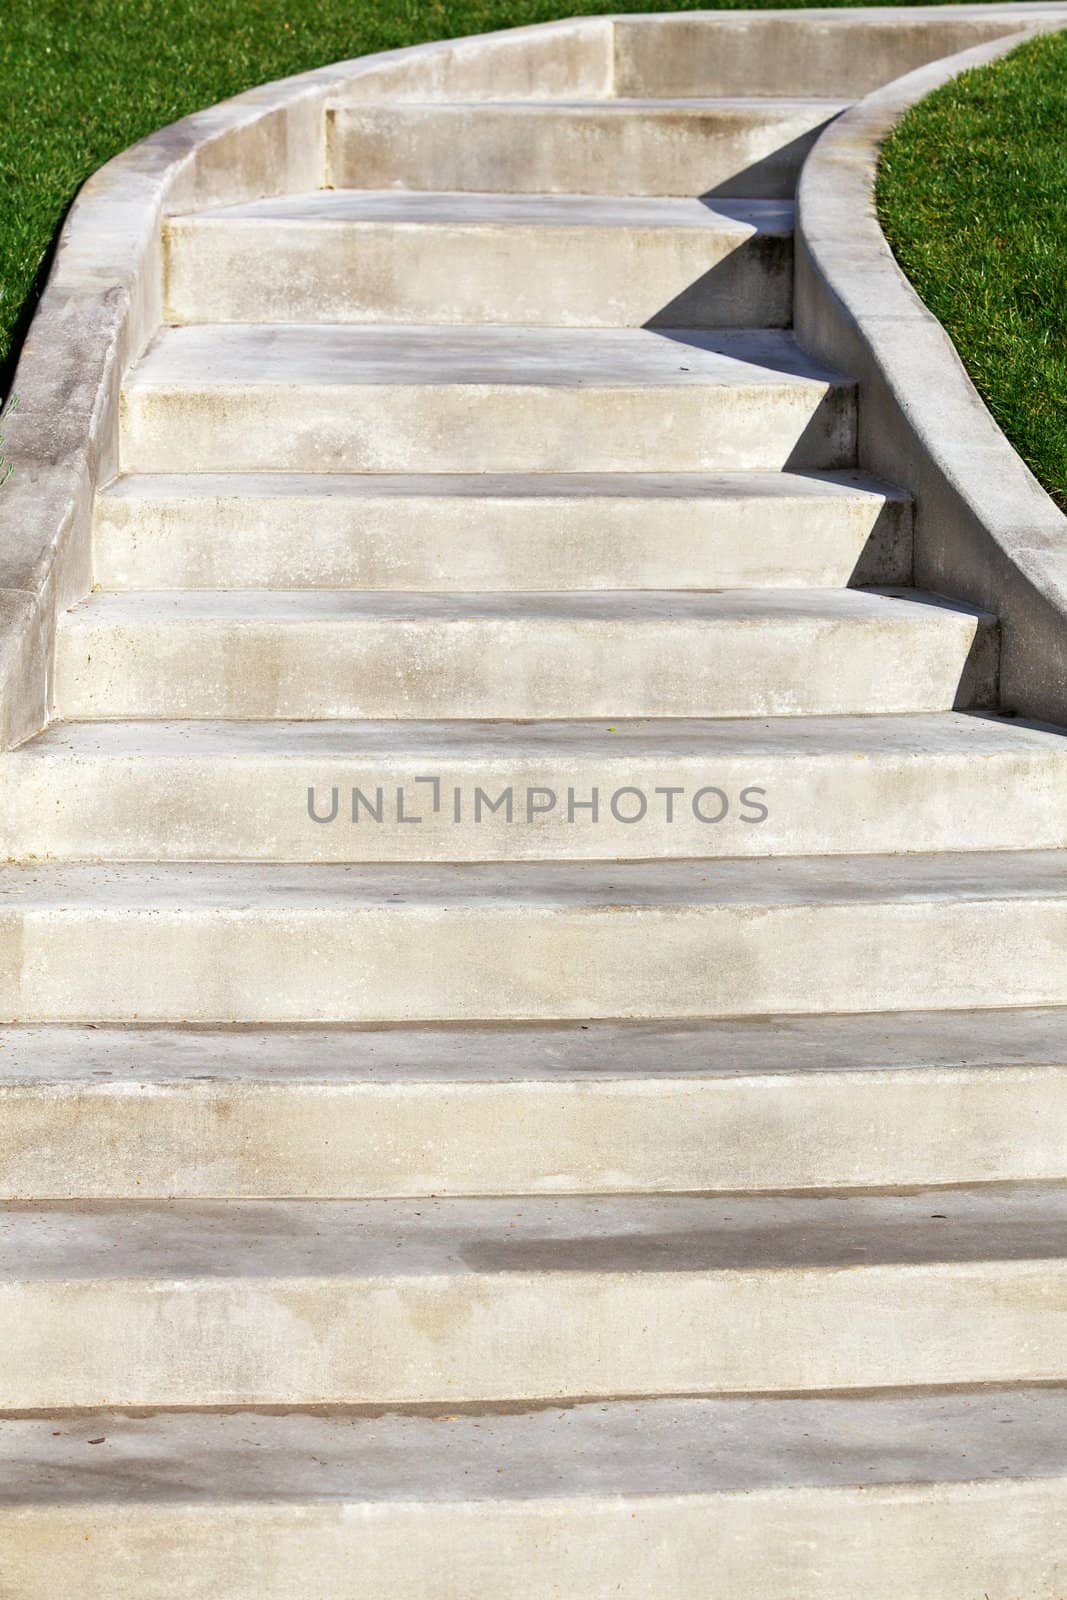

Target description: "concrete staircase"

left=3, top=68, right=1067, bottom=1600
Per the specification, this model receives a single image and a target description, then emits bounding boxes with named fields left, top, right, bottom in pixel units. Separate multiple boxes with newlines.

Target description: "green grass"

left=0, top=0, right=1011, bottom=392
left=877, top=29, right=1067, bottom=510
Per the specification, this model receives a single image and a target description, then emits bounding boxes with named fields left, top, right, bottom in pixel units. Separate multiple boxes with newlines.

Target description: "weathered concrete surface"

left=611, top=8, right=1044, bottom=96
left=5, top=12, right=1067, bottom=1590
left=795, top=25, right=1067, bottom=726
left=2, top=6, right=1065, bottom=748
left=3, top=1188, right=1067, bottom=1405
left=0, top=854, right=1066, bottom=1021
left=118, top=325, right=857, bottom=475
left=326, top=97, right=846, bottom=197
left=92, top=469, right=911, bottom=592
left=4, top=1011, right=1067, bottom=1198
left=164, top=192, right=794, bottom=328
left=3, top=713, right=1066, bottom=863
left=52, top=589, right=993, bottom=721
left=3, top=1393, right=1065, bottom=1599
left=336, top=14, right=612, bottom=102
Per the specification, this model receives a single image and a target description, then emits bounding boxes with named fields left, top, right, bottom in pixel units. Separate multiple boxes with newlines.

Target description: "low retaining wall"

left=795, top=19, right=1067, bottom=725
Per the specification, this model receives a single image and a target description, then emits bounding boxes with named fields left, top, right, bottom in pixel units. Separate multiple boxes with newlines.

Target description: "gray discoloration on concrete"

left=7, top=1185, right=1067, bottom=1278
left=9, top=1004, right=1067, bottom=1084
left=4, top=1007, right=1067, bottom=1196
left=5, top=1389, right=1067, bottom=1498
left=191, top=191, right=796, bottom=229
left=3, top=1188, right=1067, bottom=1406
left=4, top=1009, right=1067, bottom=1199
left=2, top=1408, right=1065, bottom=1596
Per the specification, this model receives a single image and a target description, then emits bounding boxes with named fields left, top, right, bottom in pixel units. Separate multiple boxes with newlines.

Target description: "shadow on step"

left=643, top=201, right=793, bottom=330
left=699, top=119, right=841, bottom=199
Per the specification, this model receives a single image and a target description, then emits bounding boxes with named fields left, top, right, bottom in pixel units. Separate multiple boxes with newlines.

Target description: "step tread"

left=172, top=189, right=795, bottom=233
left=0, top=851, right=1064, bottom=908
left=329, top=94, right=850, bottom=113
left=4, top=1389, right=1063, bottom=1502
left=5, top=1007, right=1067, bottom=1086
left=13, top=712, right=1061, bottom=763
left=124, top=325, right=849, bottom=392
left=98, top=466, right=893, bottom=505
left=58, top=587, right=986, bottom=628
left=5, top=1185, right=1067, bottom=1279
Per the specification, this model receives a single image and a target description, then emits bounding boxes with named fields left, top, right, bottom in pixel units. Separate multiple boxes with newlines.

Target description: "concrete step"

left=0, top=854, right=1065, bottom=1022
left=3, top=1390, right=1064, bottom=1599
left=324, top=97, right=846, bottom=198
left=5, top=1010, right=1067, bottom=1199
left=118, top=325, right=856, bottom=474
left=5, top=714, right=1064, bottom=864
left=164, top=191, right=794, bottom=328
left=609, top=11, right=1026, bottom=100
left=4, top=1187, right=1067, bottom=1406
left=92, top=469, right=912, bottom=591
left=53, top=590, right=993, bottom=721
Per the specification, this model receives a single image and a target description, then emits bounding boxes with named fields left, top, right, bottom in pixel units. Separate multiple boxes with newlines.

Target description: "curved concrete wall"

left=1, top=3, right=1065, bottom=747
left=795, top=23, right=1067, bottom=725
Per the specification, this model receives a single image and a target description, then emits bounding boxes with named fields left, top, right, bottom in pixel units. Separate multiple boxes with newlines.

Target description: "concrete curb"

left=796, top=15, right=1067, bottom=724
left=2, top=4, right=1065, bottom=747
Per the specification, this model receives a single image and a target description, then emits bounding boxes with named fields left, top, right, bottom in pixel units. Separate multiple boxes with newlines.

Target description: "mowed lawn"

left=877, top=28, right=1067, bottom=510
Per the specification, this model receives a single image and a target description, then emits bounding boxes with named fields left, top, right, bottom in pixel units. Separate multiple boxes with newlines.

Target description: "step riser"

left=118, top=380, right=856, bottom=475
left=6, top=1068, right=1067, bottom=1198
left=325, top=103, right=841, bottom=198
left=4, top=1261, right=1065, bottom=1406
left=52, top=611, right=988, bottom=721
left=610, top=14, right=1025, bottom=99
left=4, top=747, right=1065, bottom=861
left=163, top=219, right=793, bottom=329
left=92, top=481, right=912, bottom=591
left=6, top=1479, right=1061, bottom=1600
left=0, top=898, right=1065, bottom=1021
